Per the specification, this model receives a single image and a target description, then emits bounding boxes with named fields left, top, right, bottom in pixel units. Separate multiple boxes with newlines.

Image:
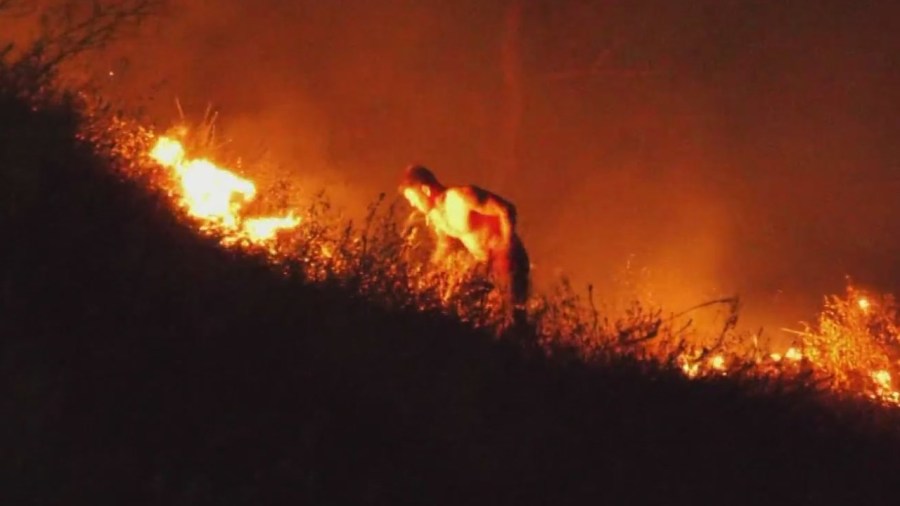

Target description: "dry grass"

left=70, top=107, right=900, bottom=409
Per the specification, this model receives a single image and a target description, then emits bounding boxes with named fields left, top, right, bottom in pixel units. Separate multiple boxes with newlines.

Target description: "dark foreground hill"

left=3, top=81, right=900, bottom=506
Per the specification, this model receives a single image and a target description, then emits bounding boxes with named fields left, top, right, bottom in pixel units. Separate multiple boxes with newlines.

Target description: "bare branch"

left=34, top=0, right=163, bottom=69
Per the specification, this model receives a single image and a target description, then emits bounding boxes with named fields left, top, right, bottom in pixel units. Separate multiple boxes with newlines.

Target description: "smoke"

left=6, top=0, right=899, bottom=335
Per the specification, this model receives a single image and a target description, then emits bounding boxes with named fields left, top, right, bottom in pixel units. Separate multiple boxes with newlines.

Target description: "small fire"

left=681, top=359, right=700, bottom=379
left=871, top=370, right=900, bottom=403
left=676, top=354, right=726, bottom=379
left=873, top=369, right=892, bottom=390
left=769, top=347, right=802, bottom=364
left=677, top=351, right=703, bottom=378
left=149, top=135, right=299, bottom=245
left=858, top=297, right=871, bottom=312
left=175, top=158, right=256, bottom=229
left=784, top=347, right=803, bottom=362
left=243, top=215, right=302, bottom=242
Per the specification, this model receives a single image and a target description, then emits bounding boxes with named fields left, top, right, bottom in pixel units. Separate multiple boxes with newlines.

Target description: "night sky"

left=7, top=0, right=899, bottom=335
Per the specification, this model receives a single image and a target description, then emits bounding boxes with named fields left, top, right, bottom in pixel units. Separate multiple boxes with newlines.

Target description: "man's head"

left=400, top=164, right=444, bottom=213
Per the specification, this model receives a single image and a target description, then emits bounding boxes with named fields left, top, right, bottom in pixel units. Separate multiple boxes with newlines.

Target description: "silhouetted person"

left=400, top=165, right=530, bottom=315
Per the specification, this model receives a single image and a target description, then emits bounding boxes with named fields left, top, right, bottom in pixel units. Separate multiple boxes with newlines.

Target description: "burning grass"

left=78, top=110, right=900, bottom=411
left=7, top=38, right=900, bottom=411
left=785, top=286, right=900, bottom=404
left=7, top=54, right=900, bottom=505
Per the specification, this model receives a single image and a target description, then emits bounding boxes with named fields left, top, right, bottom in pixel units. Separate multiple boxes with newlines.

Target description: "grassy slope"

left=3, top=85, right=900, bottom=506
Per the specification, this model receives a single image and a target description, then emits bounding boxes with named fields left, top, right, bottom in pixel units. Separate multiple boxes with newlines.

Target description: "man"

left=399, top=164, right=530, bottom=310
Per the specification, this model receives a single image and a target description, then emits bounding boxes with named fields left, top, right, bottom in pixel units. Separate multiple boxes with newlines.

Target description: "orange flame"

left=784, top=347, right=803, bottom=362
left=872, top=370, right=899, bottom=403
left=149, top=135, right=299, bottom=246
left=857, top=297, right=871, bottom=312
left=243, top=215, right=302, bottom=242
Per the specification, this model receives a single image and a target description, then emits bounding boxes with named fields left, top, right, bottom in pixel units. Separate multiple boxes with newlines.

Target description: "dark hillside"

left=3, top=79, right=900, bottom=506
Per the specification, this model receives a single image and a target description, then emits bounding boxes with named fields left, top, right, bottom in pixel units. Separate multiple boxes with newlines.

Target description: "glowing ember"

left=784, top=347, right=803, bottom=362
left=873, top=369, right=892, bottom=389
left=858, top=297, right=871, bottom=312
left=871, top=370, right=900, bottom=403
left=678, top=353, right=701, bottom=378
left=709, top=354, right=726, bottom=371
left=681, top=361, right=700, bottom=378
left=148, top=135, right=299, bottom=245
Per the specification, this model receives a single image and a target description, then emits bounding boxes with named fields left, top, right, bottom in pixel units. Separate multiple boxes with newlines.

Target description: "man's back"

left=430, top=186, right=512, bottom=262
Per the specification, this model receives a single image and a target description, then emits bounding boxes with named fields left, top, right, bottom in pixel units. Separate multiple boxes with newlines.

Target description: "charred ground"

left=3, top=73, right=900, bottom=506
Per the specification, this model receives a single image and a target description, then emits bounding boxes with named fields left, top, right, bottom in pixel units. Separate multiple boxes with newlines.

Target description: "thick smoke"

left=6, top=0, right=899, bottom=335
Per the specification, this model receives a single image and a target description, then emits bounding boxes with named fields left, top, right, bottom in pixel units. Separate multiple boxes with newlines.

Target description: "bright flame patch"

left=243, top=215, right=302, bottom=242
left=149, top=135, right=299, bottom=245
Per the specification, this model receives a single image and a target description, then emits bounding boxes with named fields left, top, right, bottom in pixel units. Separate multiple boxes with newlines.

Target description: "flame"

left=176, top=158, right=256, bottom=229
left=137, top=129, right=900, bottom=409
left=680, top=359, right=700, bottom=379
left=858, top=297, right=871, bottom=312
left=149, top=136, right=185, bottom=166
left=243, top=214, right=301, bottom=242
left=784, top=347, right=803, bottom=362
left=149, top=135, right=299, bottom=245
left=769, top=348, right=802, bottom=364
left=873, top=369, right=892, bottom=390
left=677, top=352, right=702, bottom=378
left=871, top=370, right=900, bottom=403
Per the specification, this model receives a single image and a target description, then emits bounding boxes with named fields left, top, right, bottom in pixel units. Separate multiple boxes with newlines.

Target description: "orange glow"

left=176, top=158, right=256, bottom=229
left=858, top=297, right=871, bottom=312
left=784, top=347, right=802, bottom=362
left=243, top=214, right=302, bottom=242
left=681, top=362, right=700, bottom=378
left=149, top=136, right=185, bottom=166
left=138, top=131, right=900, bottom=409
left=677, top=352, right=701, bottom=378
left=149, top=135, right=299, bottom=245
left=873, top=369, right=892, bottom=389
left=872, top=370, right=900, bottom=403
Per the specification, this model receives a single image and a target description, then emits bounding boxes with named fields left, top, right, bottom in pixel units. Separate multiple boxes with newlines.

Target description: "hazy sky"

left=5, top=0, right=899, bottom=334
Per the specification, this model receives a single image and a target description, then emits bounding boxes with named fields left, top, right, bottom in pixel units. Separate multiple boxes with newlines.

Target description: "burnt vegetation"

left=4, top=42, right=900, bottom=506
